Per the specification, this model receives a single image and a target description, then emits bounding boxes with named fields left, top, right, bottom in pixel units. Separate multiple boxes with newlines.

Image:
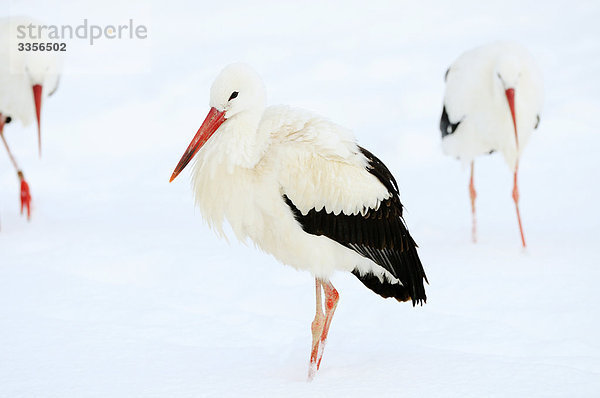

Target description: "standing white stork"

left=440, top=42, right=544, bottom=247
left=0, top=17, right=62, bottom=219
left=170, top=63, right=428, bottom=379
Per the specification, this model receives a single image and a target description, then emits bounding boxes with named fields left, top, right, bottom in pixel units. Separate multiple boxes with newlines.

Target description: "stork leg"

left=0, top=116, right=32, bottom=221
left=316, top=281, right=339, bottom=368
left=19, top=173, right=31, bottom=220
left=469, top=161, right=477, bottom=243
left=0, top=116, right=20, bottom=174
left=308, top=279, right=325, bottom=380
left=308, top=279, right=339, bottom=380
left=512, top=164, right=526, bottom=248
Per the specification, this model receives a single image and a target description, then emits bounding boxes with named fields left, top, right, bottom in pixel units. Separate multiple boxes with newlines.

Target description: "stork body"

left=170, top=64, right=427, bottom=379
left=0, top=17, right=62, bottom=220
left=440, top=42, right=544, bottom=247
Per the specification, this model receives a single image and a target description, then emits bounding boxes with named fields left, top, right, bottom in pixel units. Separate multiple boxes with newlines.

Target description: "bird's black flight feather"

left=283, top=147, right=428, bottom=305
left=440, top=105, right=461, bottom=138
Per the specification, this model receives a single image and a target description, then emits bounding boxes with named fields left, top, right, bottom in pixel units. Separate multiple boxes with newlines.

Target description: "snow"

left=1, top=0, right=599, bottom=396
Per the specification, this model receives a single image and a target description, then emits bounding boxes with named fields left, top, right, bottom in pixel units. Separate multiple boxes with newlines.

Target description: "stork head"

left=209, top=63, right=266, bottom=119
left=170, top=63, right=266, bottom=182
left=495, top=55, right=522, bottom=146
left=23, top=52, right=62, bottom=156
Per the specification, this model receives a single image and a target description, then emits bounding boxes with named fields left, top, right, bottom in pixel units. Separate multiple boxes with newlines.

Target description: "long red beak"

left=505, top=88, right=518, bottom=148
left=32, top=84, right=43, bottom=156
left=169, top=107, right=226, bottom=182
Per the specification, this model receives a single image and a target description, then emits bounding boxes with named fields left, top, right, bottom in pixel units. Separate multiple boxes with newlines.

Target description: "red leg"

left=469, top=161, right=477, bottom=243
left=1, top=115, right=32, bottom=220
left=315, top=280, right=339, bottom=370
left=0, top=115, right=20, bottom=173
left=512, top=164, right=526, bottom=248
left=308, top=279, right=325, bottom=380
left=20, top=178, right=32, bottom=221
left=308, top=279, right=339, bottom=380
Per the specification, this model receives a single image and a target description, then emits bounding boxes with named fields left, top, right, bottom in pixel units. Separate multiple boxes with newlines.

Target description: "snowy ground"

left=1, top=0, right=600, bottom=396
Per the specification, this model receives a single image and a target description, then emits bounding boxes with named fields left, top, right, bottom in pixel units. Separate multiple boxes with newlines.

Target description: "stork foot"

left=316, top=282, right=338, bottom=369
left=307, top=279, right=339, bottom=381
left=308, top=305, right=325, bottom=380
left=18, top=172, right=32, bottom=221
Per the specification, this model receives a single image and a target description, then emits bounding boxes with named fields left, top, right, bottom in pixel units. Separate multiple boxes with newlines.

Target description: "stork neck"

left=220, top=108, right=268, bottom=170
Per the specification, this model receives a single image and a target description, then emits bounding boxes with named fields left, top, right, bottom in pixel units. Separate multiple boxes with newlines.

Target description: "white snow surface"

left=1, top=0, right=599, bottom=396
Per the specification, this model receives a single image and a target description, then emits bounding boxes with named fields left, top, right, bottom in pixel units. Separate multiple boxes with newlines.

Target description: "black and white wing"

left=283, top=136, right=427, bottom=305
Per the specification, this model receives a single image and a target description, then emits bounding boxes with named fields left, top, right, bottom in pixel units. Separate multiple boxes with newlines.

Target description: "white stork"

left=440, top=42, right=544, bottom=247
left=170, top=63, right=428, bottom=379
left=0, top=17, right=62, bottom=219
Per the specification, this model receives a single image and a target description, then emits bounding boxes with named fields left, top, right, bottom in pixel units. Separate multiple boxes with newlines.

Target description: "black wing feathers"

left=440, top=105, right=461, bottom=138
left=284, top=147, right=427, bottom=305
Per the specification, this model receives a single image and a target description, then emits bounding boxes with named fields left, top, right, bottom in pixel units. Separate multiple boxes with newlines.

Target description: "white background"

left=1, top=0, right=599, bottom=396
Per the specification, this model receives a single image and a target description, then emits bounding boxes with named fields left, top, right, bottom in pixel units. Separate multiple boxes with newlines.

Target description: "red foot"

left=316, top=283, right=338, bottom=370
left=20, top=176, right=32, bottom=221
left=308, top=280, right=339, bottom=380
left=309, top=309, right=325, bottom=379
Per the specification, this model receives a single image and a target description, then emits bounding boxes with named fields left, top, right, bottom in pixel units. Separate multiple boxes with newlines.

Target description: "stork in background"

left=0, top=16, right=62, bottom=221
left=170, top=64, right=428, bottom=379
left=440, top=42, right=544, bottom=247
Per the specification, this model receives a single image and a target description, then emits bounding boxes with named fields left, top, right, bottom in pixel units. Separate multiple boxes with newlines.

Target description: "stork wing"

left=267, top=110, right=427, bottom=304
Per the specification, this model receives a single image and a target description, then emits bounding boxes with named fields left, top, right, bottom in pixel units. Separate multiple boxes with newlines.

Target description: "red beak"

left=32, top=84, right=43, bottom=156
left=170, top=107, right=226, bottom=182
left=505, top=88, right=518, bottom=148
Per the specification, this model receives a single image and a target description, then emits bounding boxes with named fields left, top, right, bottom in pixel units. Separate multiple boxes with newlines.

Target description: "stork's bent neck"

left=197, top=107, right=268, bottom=176
left=227, top=108, right=269, bottom=169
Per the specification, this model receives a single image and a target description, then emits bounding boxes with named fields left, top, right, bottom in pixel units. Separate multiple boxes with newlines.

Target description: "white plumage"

left=171, top=63, right=427, bottom=379
left=442, top=41, right=543, bottom=170
left=193, top=104, right=392, bottom=277
left=0, top=16, right=63, bottom=221
left=440, top=42, right=544, bottom=247
left=0, top=16, right=62, bottom=151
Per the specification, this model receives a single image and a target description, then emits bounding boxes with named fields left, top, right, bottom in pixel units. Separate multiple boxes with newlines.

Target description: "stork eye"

left=228, top=91, right=239, bottom=101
